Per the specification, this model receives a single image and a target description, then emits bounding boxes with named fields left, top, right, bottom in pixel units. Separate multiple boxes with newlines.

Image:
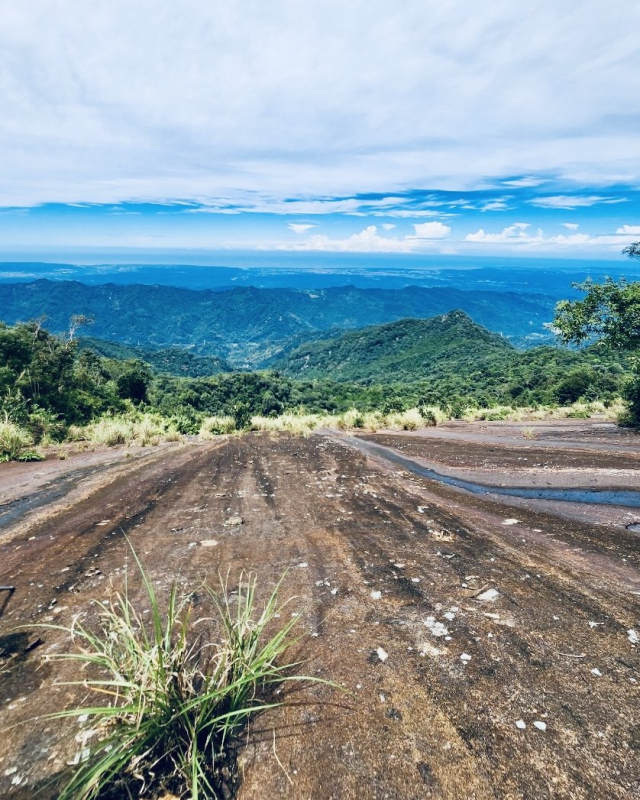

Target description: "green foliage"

left=39, top=548, right=325, bottom=799
left=78, top=337, right=231, bottom=377
left=0, top=279, right=557, bottom=367
left=554, top=278, right=640, bottom=350
left=0, top=419, right=43, bottom=461
left=553, top=274, right=640, bottom=425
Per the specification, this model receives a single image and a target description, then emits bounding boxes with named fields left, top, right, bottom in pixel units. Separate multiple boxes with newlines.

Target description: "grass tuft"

left=39, top=547, right=324, bottom=799
left=0, top=418, right=43, bottom=461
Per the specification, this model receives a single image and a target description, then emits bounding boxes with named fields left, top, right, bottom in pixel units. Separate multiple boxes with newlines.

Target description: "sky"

left=1, top=1, right=639, bottom=261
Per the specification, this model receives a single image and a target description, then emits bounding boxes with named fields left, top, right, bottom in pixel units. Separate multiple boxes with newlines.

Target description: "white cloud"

left=465, top=223, right=540, bottom=243
left=616, top=224, right=640, bottom=234
left=502, top=177, right=547, bottom=188
left=411, top=221, right=451, bottom=239
left=465, top=223, right=639, bottom=249
left=288, top=223, right=316, bottom=233
left=381, top=223, right=396, bottom=230
left=1, top=2, right=640, bottom=208
left=479, top=198, right=511, bottom=212
left=530, top=195, right=627, bottom=209
left=563, top=222, right=579, bottom=229
left=272, top=223, right=449, bottom=253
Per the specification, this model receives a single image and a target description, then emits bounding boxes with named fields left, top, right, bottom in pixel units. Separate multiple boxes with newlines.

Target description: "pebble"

left=370, top=590, right=382, bottom=600
left=515, top=720, right=526, bottom=730
left=628, top=629, right=639, bottom=645
left=477, top=588, right=499, bottom=602
left=533, top=721, right=547, bottom=731
left=460, top=653, right=472, bottom=663
left=591, top=668, right=602, bottom=677
left=376, top=647, right=389, bottom=663
left=503, top=518, right=519, bottom=525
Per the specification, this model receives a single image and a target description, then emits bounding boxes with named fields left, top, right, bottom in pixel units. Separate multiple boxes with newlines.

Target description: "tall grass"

left=0, top=418, right=42, bottom=461
left=40, top=549, right=323, bottom=799
left=72, top=413, right=182, bottom=447
left=198, top=415, right=237, bottom=438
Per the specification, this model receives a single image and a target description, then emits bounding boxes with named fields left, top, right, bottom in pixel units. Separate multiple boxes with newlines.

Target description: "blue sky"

left=1, top=1, right=639, bottom=260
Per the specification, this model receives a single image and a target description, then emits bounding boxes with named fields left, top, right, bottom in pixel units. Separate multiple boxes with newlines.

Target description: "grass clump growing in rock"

left=198, top=415, right=237, bottom=438
left=41, top=549, right=320, bottom=799
left=0, top=418, right=43, bottom=461
left=74, top=412, right=182, bottom=447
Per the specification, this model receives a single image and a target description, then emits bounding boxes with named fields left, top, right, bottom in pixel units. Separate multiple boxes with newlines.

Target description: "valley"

left=1, top=419, right=638, bottom=799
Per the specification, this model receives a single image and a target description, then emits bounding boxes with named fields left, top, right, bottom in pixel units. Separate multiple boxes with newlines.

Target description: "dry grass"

left=72, top=413, right=182, bottom=447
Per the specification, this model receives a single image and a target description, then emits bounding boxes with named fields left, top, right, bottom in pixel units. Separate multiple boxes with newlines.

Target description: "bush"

left=199, top=415, right=237, bottom=438
left=40, top=549, right=327, bottom=799
left=0, top=419, right=42, bottom=462
left=81, top=413, right=181, bottom=447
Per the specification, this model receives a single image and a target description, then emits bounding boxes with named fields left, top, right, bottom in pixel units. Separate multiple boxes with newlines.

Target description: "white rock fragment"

left=476, top=588, right=499, bottom=602
left=370, top=590, right=382, bottom=600
left=443, top=611, right=456, bottom=621
left=628, top=629, right=639, bottom=645
left=515, top=720, right=526, bottom=730
left=591, top=668, right=602, bottom=677
left=376, top=647, right=389, bottom=663
left=460, top=653, right=472, bottom=663
left=424, top=616, right=449, bottom=637
left=588, top=621, right=604, bottom=628
left=533, top=721, right=547, bottom=731
left=297, top=562, right=308, bottom=568
left=419, top=642, right=442, bottom=657
left=503, top=518, right=519, bottom=525
left=200, top=540, right=218, bottom=547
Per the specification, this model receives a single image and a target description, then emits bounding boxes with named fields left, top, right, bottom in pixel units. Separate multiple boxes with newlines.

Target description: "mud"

left=0, top=423, right=638, bottom=799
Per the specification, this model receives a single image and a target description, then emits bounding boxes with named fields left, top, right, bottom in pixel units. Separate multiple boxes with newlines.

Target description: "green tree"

left=553, top=248, right=640, bottom=426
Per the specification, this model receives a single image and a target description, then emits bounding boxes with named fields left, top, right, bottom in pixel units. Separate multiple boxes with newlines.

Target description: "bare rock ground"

left=0, top=421, right=638, bottom=798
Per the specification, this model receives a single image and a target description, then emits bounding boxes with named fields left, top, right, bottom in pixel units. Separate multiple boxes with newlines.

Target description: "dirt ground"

left=0, top=420, right=638, bottom=799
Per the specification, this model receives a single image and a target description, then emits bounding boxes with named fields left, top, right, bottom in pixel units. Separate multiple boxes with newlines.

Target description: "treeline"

left=1, top=318, right=632, bottom=448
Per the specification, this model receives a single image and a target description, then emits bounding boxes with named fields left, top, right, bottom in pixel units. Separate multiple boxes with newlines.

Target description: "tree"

left=553, top=246, right=640, bottom=425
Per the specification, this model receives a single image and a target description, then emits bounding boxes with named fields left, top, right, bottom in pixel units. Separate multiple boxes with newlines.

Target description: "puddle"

left=350, top=438, right=640, bottom=509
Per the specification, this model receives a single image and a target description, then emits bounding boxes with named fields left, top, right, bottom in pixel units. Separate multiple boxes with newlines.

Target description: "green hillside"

left=0, top=280, right=556, bottom=366
left=272, top=312, right=628, bottom=408
left=273, top=311, right=513, bottom=381
left=77, top=338, right=231, bottom=377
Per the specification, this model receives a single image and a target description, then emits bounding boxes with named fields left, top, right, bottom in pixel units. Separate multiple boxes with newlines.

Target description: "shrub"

left=199, top=415, right=237, bottom=438
left=0, top=419, right=42, bottom=462
left=80, top=413, right=182, bottom=447
left=40, top=549, right=328, bottom=799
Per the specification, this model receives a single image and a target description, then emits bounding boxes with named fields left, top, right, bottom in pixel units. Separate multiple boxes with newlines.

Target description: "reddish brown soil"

left=0, top=425, right=638, bottom=799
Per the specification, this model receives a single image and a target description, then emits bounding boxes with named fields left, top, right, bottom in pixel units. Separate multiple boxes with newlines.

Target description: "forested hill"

left=0, top=280, right=555, bottom=366
left=76, top=338, right=231, bottom=377
left=272, top=312, right=513, bottom=382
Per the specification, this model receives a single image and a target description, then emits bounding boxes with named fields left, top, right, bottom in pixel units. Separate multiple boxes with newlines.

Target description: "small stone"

left=223, top=516, right=243, bottom=527
left=476, top=588, right=499, bottom=602
left=533, top=721, right=547, bottom=731
left=460, top=653, right=472, bottom=663
left=628, top=629, right=639, bottom=645
left=200, top=540, right=218, bottom=547
left=377, top=647, right=389, bottom=663
left=503, top=518, right=519, bottom=525
left=370, top=590, right=382, bottom=600
left=591, top=668, right=602, bottom=677
left=515, top=720, right=526, bottom=730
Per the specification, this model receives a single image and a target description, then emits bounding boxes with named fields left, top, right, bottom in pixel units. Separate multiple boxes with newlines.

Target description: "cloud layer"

left=2, top=1, right=640, bottom=210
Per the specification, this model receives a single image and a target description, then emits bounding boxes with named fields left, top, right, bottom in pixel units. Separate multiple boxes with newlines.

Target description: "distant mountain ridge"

left=0, top=279, right=555, bottom=366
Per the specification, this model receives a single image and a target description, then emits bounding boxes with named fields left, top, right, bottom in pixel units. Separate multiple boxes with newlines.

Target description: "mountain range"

left=0, top=279, right=555, bottom=366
